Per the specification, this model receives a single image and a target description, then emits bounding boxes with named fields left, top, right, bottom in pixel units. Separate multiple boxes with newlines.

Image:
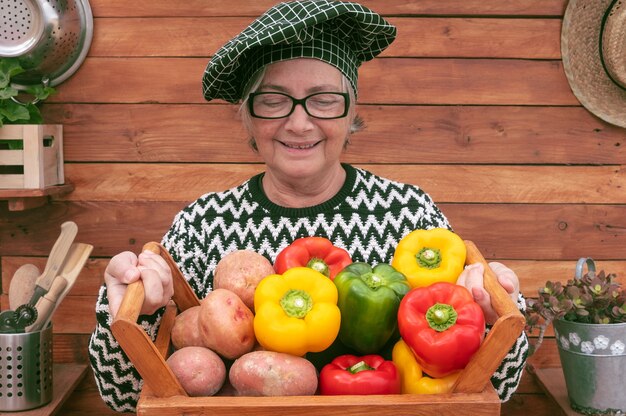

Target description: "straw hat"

left=561, top=0, right=626, bottom=128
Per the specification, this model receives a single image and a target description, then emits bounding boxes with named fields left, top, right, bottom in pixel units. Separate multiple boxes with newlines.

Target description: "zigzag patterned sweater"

left=89, top=164, right=528, bottom=412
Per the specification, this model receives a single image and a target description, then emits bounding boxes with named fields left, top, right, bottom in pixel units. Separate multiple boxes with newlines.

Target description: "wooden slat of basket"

left=453, top=313, right=525, bottom=393
left=154, top=301, right=178, bottom=357
left=141, top=301, right=179, bottom=398
left=451, top=240, right=526, bottom=393
left=137, top=388, right=501, bottom=416
left=111, top=315, right=186, bottom=398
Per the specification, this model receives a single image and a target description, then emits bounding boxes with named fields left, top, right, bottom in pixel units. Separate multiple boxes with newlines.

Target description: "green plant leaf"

left=0, top=58, right=54, bottom=124
left=25, top=103, right=43, bottom=124
left=0, top=86, right=19, bottom=100
left=25, top=84, right=56, bottom=101
left=0, top=59, right=26, bottom=88
left=0, top=100, right=30, bottom=122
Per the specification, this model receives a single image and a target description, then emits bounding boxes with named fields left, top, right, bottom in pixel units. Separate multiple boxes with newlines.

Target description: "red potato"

left=213, top=250, right=275, bottom=311
left=229, top=351, right=318, bottom=396
left=171, top=305, right=204, bottom=350
left=166, top=346, right=226, bottom=396
left=199, top=288, right=256, bottom=359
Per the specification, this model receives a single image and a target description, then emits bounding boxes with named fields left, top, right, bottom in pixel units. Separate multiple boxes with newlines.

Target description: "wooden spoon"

left=8, top=264, right=40, bottom=310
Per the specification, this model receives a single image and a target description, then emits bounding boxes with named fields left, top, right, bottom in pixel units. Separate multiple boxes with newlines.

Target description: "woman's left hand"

left=456, top=262, right=520, bottom=325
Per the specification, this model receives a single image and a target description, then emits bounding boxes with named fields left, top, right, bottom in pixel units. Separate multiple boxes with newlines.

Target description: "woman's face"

left=247, top=58, right=352, bottom=182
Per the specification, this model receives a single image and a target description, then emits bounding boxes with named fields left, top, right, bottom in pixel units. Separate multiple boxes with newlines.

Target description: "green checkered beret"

left=202, top=0, right=396, bottom=103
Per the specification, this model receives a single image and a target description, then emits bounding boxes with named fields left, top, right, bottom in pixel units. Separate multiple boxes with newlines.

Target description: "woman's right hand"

left=104, top=250, right=174, bottom=318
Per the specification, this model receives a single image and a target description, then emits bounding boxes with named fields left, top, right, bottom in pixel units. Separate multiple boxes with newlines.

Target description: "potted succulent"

left=525, top=258, right=626, bottom=415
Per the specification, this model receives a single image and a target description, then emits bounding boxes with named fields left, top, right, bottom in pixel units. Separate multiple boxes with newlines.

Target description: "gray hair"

left=238, top=65, right=364, bottom=151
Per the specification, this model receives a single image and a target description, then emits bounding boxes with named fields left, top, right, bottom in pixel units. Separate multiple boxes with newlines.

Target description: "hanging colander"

left=0, top=0, right=94, bottom=87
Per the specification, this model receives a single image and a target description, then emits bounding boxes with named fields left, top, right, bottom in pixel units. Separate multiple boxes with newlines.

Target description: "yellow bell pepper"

left=253, top=266, right=341, bottom=356
left=392, top=339, right=459, bottom=394
left=391, top=228, right=466, bottom=288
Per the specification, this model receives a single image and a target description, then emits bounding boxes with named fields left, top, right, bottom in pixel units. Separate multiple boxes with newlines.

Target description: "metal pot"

left=0, top=0, right=94, bottom=87
left=554, top=319, right=626, bottom=415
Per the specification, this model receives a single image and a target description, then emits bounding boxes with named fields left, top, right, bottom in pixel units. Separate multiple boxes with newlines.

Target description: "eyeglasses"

left=248, top=92, right=350, bottom=120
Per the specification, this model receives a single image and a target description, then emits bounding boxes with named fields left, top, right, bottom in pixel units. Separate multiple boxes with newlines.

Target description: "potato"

left=199, top=288, right=255, bottom=359
left=214, top=250, right=275, bottom=311
left=171, top=306, right=204, bottom=350
left=166, top=346, right=226, bottom=396
left=229, top=351, right=318, bottom=396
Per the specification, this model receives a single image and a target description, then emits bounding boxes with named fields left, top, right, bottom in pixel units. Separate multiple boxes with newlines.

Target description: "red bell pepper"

left=397, top=282, right=485, bottom=378
left=319, top=354, right=401, bottom=395
left=274, top=236, right=352, bottom=280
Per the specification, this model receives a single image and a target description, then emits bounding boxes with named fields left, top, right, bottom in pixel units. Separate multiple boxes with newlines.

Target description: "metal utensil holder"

left=0, top=325, right=53, bottom=412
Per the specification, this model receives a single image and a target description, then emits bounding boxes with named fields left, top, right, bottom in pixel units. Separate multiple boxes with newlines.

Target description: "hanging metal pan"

left=0, top=0, right=94, bottom=87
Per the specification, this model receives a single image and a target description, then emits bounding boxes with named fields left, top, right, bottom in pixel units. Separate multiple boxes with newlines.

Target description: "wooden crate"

left=111, top=241, right=525, bottom=416
left=0, top=124, right=64, bottom=189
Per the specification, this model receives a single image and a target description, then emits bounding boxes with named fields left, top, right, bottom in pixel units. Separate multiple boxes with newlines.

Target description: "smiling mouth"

left=279, top=141, right=320, bottom=149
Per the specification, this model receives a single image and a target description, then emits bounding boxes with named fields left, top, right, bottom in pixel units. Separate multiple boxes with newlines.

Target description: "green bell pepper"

left=334, top=262, right=411, bottom=354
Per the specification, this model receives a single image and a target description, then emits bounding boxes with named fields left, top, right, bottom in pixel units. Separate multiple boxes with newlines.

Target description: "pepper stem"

left=279, top=289, right=313, bottom=319
left=425, top=303, right=458, bottom=332
left=416, top=247, right=442, bottom=269
left=306, top=258, right=330, bottom=277
left=362, top=272, right=383, bottom=289
left=347, top=360, right=374, bottom=374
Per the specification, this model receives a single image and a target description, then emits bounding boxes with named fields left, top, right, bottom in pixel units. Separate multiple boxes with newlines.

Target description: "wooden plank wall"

left=1, top=0, right=625, bottom=414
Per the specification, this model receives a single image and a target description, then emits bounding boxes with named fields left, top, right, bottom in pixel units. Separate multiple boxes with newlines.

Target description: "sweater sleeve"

left=489, top=293, right=530, bottom=401
left=88, top=284, right=164, bottom=413
left=88, top=204, right=207, bottom=413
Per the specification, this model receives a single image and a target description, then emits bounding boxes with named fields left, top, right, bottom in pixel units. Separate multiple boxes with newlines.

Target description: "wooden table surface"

left=531, top=366, right=583, bottom=416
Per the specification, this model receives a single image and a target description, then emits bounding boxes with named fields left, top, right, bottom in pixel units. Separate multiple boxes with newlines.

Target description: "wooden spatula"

left=29, top=221, right=78, bottom=306
left=28, top=242, right=93, bottom=332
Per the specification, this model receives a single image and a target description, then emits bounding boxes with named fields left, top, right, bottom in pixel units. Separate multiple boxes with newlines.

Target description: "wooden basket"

left=0, top=124, right=64, bottom=189
left=111, top=240, right=525, bottom=416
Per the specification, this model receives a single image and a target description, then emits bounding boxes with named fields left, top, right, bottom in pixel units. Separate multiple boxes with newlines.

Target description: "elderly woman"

left=89, top=1, right=528, bottom=412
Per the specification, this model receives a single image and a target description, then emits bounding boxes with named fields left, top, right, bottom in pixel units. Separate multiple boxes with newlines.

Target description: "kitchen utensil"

left=8, top=263, right=40, bottom=310
left=28, top=276, right=66, bottom=332
left=2, top=262, right=40, bottom=333
left=13, top=304, right=39, bottom=329
left=0, top=310, right=19, bottom=333
left=0, top=0, right=94, bottom=87
left=0, top=303, right=38, bottom=333
left=28, top=242, right=93, bottom=332
left=29, top=221, right=78, bottom=306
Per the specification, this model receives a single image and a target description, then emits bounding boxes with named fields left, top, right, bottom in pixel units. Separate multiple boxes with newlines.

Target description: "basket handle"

left=111, top=242, right=201, bottom=398
left=116, top=242, right=200, bottom=322
left=464, top=240, right=521, bottom=318
left=451, top=240, right=526, bottom=393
